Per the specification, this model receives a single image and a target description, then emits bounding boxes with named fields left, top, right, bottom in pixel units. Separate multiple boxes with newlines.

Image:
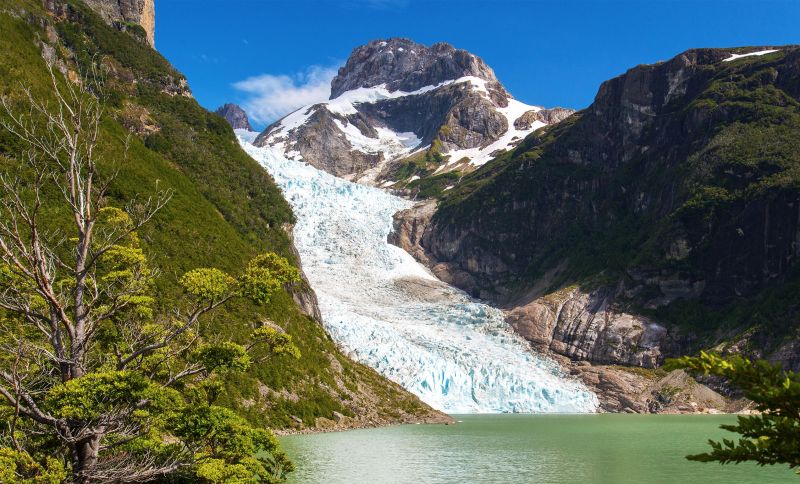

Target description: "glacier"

left=240, top=135, right=598, bottom=414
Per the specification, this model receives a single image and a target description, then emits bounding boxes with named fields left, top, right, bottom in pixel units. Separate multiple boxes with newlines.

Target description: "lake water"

left=281, top=414, right=795, bottom=483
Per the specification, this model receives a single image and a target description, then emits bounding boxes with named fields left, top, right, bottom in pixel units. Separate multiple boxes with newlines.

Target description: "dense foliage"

left=669, top=352, right=800, bottom=473
left=0, top=59, right=304, bottom=481
left=0, top=0, right=434, bottom=440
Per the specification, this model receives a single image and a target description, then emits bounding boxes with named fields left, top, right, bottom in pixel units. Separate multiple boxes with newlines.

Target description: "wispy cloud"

left=233, top=65, right=339, bottom=125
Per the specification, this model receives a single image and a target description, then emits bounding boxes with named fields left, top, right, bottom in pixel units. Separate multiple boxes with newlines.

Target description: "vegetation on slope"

left=0, top=0, right=435, bottom=436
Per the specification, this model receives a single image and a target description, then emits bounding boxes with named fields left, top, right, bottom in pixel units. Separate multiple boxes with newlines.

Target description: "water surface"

left=281, top=414, right=795, bottom=483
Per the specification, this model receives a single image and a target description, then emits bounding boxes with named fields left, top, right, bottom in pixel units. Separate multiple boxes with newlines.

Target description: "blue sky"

left=156, top=0, right=800, bottom=130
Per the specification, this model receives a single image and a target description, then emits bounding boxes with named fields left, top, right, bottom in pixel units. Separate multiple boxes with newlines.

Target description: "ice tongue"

left=239, top=137, right=598, bottom=414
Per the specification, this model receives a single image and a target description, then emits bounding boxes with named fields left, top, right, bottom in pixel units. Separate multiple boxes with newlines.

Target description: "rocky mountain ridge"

left=394, top=46, right=800, bottom=376
left=330, top=38, right=500, bottom=98
left=254, top=38, right=573, bottom=193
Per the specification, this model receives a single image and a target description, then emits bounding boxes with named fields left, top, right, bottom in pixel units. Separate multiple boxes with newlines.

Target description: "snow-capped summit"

left=329, top=38, right=502, bottom=98
left=254, top=38, right=573, bottom=187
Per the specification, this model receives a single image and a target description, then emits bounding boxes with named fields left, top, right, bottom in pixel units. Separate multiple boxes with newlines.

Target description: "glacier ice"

left=240, top=138, right=598, bottom=414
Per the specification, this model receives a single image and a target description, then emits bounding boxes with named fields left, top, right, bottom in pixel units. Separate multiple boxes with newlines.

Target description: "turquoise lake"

left=281, top=414, right=795, bottom=483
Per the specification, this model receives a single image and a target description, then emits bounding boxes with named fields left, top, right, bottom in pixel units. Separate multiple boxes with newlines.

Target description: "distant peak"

left=216, top=103, right=252, bottom=131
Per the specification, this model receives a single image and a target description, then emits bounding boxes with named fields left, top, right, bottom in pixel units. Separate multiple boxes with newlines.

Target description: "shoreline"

left=274, top=408, right=757, bottom=437
left=274, top=416, right=455, bottom=437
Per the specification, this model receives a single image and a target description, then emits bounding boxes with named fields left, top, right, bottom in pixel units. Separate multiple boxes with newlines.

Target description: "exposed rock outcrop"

left=82, top=0, right=155, bottom=46
left=388, top=200, right=437, bottom=266
left=45, top=0, right=155, bottom=46
left=284, top=224, right=323, bottom=322
left=215, top=103, right=253, bottom=131
left=506, top=287, right=668, bottom=367
left=567, top=364, right=748, bottom=414
left=514, top=107, right=574, bottom=129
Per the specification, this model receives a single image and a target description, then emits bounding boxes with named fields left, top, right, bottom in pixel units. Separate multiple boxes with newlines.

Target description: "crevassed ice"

left=240, top=137, right=598, bottom=413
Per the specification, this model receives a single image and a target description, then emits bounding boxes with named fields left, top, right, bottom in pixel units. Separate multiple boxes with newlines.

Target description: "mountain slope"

left=254, top=38, right=572, bottom=195
left=412, top=46, right=800, bottom=370
left=0, top=0, right=445, bottom=429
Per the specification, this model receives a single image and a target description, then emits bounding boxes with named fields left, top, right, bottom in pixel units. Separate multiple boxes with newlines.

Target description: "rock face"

left=82, top=0, right=155, bottom=46
left=215, top=103, right=253, bottom=131
left=406, top=46, right=800, bottom=368
left=506, top=287, right=668, bottom=367
left=514, top=107, right=574, bottom=129
left=283, top=224, right=323, bottom=323
left=330, top=38, right=501, bottom=98
left=255, top=38, right=572, bottom=183
left=567, top=365, right=744, bottom=414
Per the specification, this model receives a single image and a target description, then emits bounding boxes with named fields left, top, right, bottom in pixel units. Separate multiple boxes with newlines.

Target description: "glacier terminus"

left=240, top=133, right=598, bottom=414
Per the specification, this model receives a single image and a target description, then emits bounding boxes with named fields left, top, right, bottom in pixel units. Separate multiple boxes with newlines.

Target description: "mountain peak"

left=216, top=103, right=252, bottom=131
left=255, top=38, right=572, bottom=187
left=330, top=38, right=500, bottom=99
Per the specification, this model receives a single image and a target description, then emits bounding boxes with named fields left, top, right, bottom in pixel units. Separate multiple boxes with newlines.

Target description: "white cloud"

left=234, top=65, right=339, bottom=125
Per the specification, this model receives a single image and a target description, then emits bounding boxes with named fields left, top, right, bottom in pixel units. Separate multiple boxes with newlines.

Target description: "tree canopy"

left=0, top=66, right=300, bottom=483
left=669, top=351, right=800, bottom=474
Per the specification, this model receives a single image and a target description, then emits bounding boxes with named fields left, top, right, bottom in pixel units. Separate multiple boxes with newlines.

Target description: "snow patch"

left=261, top=73, right=555, bottom=175
left=446, top=98, right=545, bottom=167
left=723, top=49, right=779, bottom=62
left=331, top=120, right=421, bottom=162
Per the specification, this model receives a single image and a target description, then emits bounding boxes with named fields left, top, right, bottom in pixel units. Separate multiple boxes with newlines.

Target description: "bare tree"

left=0, top=66, right=299, bottom=483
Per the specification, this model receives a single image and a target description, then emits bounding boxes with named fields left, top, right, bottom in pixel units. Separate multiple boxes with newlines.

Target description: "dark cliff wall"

left=423, top=46, right=800, bottom=365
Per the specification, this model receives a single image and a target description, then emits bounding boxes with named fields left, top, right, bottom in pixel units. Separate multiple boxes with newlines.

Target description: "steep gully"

left=238, top=132, right=598, bottom=414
